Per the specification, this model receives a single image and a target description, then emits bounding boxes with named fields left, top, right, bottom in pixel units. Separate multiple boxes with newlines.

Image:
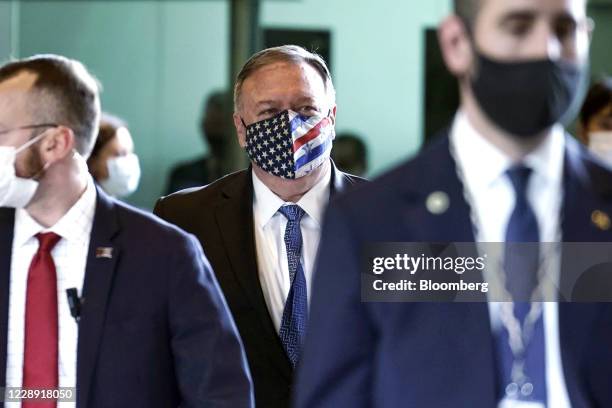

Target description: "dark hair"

left=205, top=90, right=231, bottom=112
left=0, top=54, right=101, bottom=157
left=88, top=112, right=127, bottom=162
left=580, top=77, right=612, bottom=128
left=334, top=133, right=367, bottom=161
left=454, top=0, right=482, bottom=27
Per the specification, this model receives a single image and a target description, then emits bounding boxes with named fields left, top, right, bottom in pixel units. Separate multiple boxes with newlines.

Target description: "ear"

left=438, top=15, right=474, bottom=78
left=233, top=112, right=247, bottom=148
left=587, top=17, right=595, bottom=42
left=38, top=126, right=75, bottom=164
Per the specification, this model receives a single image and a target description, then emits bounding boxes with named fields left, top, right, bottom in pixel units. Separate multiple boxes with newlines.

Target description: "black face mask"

left=471, top=51, right=586, bottom=138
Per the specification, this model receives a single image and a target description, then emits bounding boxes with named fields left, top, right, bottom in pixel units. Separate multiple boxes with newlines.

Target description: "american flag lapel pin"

left=95, top=247, right=113, bottom=259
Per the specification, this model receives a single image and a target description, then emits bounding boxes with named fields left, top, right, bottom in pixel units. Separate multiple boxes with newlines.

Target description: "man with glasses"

left=0, top=55, right=253, bottom=407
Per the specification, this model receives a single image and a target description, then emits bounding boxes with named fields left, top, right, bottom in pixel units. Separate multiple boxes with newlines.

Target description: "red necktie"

left=22, top=232, right=61, bottom=408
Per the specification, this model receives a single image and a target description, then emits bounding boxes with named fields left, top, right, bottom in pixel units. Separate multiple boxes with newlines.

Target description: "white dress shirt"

left=450, top=111, right=571, bottom=408
left=252, top=161, right=331, bottom=332
left=5, top=176, right=96, bottom=408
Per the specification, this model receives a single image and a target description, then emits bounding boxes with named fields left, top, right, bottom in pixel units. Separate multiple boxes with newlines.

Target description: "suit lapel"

left=214, top=170, right=292, bottom=378
left=437, top=137, right=496, bottom=389
left=560, top=138, right=598, bottom=243
left=329, top=160, right=355, bottom=197
left=400, top=134, right=495, bottom=399
left=77, top=188, right=120, bottom=408
left=400, top=134, right=476, bottom=243
left=558, top=138, right=612, bottom=408
left=0, top=208, right=15, bottom=396
left=560, top=136, right=612, bottom=242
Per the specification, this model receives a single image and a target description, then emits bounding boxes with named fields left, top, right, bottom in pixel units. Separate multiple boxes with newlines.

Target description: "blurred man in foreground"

left=0, top=55, right=253, bottom=408
left=155, top=45, right=365, bottom=408
left=295, top=0, right=612, bottom=407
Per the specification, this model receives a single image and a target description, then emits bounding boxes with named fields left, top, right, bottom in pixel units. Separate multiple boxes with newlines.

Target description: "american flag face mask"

left=244, top=110, right=335, bottom=179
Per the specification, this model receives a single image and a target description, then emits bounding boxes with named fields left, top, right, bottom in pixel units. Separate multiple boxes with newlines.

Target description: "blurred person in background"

left=295, top=0, right=612, bottom=407
left=578, top=77, right=612, bottom=166
left=155, top=45, right=366, bottom=408
left=165, top=90, right=234, bottom=194
left=87, top=112, right=140, bottom=198
left=331, top=132, right=368, bottom=177
left=0, top=54, right=253, bottom=408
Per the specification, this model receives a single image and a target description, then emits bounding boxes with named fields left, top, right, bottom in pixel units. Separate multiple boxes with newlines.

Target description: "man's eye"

left=259, top=109, right=278, bottom=117
left=507, top=21, right=531, bottom=37
left=299, top=106, right=318, bottom=114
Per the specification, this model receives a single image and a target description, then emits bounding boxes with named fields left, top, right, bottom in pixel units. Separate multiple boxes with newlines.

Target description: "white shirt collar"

left=252, top=160, right=332, bottom=228
left=14, top=175, right=97, bottom=247
left=450, top=110, right=565, bottom=193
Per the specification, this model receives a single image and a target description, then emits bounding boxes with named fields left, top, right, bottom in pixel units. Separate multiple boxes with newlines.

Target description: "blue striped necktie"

left=497, top=165, right=547, bottom=405
left=278, top=204, right=308, bottom=367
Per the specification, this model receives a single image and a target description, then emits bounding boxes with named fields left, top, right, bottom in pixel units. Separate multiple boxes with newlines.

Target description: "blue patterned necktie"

left=278, top=204, right=308, bottom=367
left=496, top=165, right=547, bottom=404
left=505, top=165, right=540, bottom=300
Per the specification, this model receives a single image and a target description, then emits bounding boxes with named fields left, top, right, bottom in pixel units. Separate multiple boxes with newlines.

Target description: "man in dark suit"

left=295, top=0, right=612, bottom=407
left=154, top=45, right=365, bottom=408
left=0, top=55, right=253, bottom=408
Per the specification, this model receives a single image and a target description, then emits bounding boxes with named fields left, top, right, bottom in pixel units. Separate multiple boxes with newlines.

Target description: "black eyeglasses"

left=0, top=123, right=60, bottom=136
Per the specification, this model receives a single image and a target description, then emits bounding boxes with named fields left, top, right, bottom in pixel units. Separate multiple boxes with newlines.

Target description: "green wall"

left=7, top=0, right=451, bottom=209
left=14, top=0, right=230, bottom=209
left=5, top=0, right=612, bottom=209
left=262, top=0, right=451, bottom=179
left=0, top=1, right=14, bottom=59
left=589, top=5, right=612, bottom=79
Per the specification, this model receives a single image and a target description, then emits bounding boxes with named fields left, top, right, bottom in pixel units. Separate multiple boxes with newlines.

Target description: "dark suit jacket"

left=294, top=134, right=612, bottom=408
left=154, top=162, right=366, bottom=408
left=0, top=187, right=253, bottom=408
left=166, top=156, right=219, bottom=195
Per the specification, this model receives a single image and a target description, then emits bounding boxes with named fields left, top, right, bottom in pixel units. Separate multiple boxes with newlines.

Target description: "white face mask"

left=99, top=153, right=141, bottom=198
left=588, top=131, right=612, bottom=167
left=0, top=133, right=48, bottom=208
